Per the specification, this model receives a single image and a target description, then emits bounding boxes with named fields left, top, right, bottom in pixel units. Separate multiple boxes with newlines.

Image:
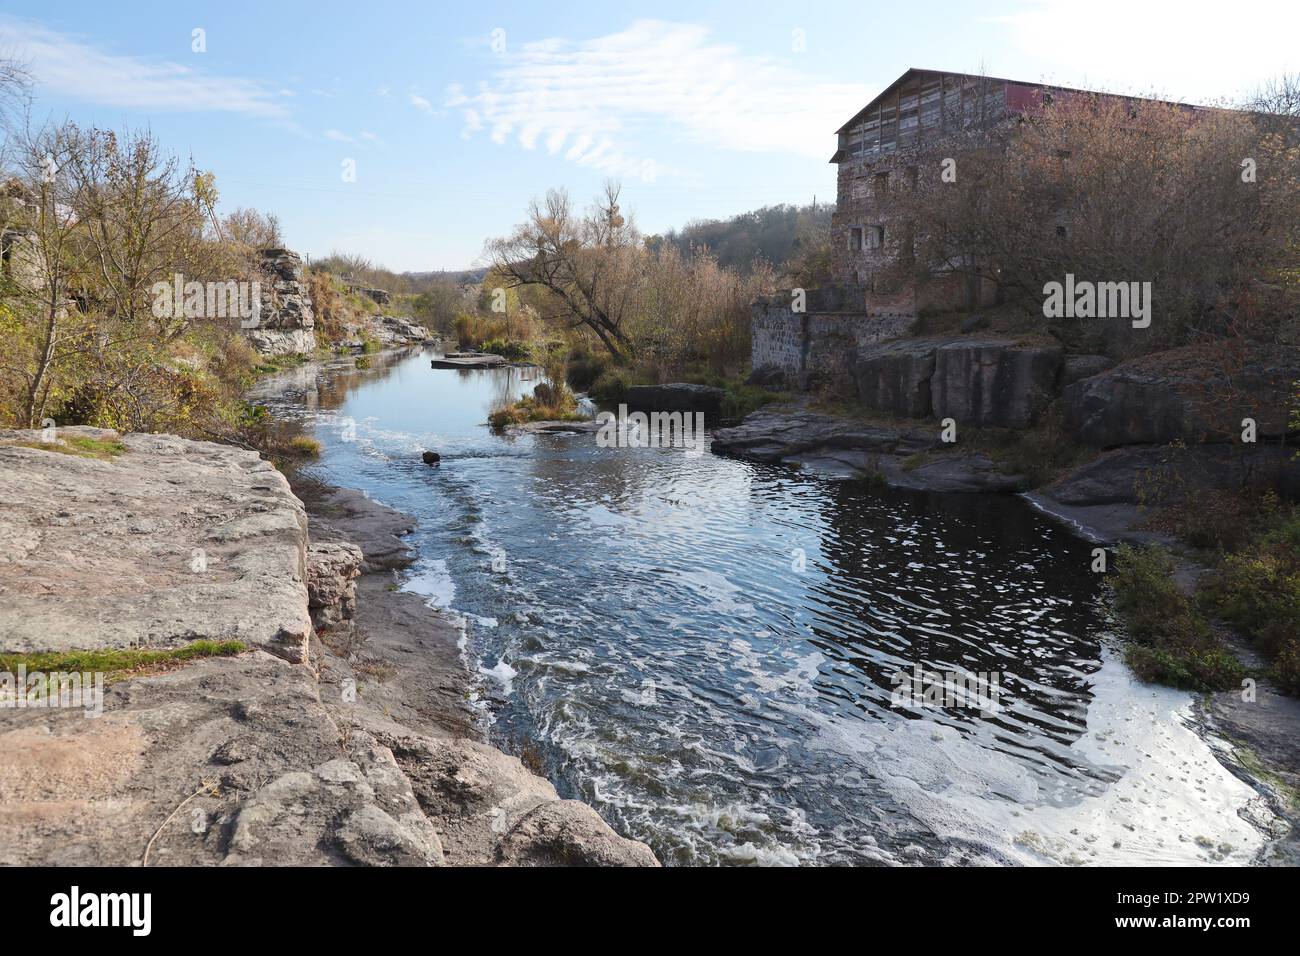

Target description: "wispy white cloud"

left=323, top=128, right=355, bottom=143
left=409, top=92, right=435, bottom=115
left=0, top=15, right=291, bottom=118
left=442, top=19, right=872, bottom=180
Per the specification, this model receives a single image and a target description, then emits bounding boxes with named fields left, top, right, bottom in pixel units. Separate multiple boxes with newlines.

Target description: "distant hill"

left=404, top=268, right=487, bottom=287
left=654, top=203, right=832, bottom=273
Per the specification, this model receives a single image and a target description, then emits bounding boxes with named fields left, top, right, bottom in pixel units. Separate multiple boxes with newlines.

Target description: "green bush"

left=287, top=435, right=322, bottom=457
left=1198, top=506, right=1300, bottom=691
left=566, top=351, right=608, bottom=392
left=588, top=366, right=639, bottom=404
left=480, top=338, right=531, bottom=360
left=1109, top=544, right=1245, bottom=691
left=721, top=383, right=784, bottom=421
left=1110, top=544, right=1199, bottom=643
left=1125, top=642, right=1246, bottom=691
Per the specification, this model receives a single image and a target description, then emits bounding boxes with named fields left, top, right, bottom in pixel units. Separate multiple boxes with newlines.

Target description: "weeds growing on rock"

left=0, top=640, right=247, bottom=686
left=11, top=435, right=127, bottom=460
left=1198, top=506, right=1300, bottom=693
left=1109, top=544, right=1246, bottom=691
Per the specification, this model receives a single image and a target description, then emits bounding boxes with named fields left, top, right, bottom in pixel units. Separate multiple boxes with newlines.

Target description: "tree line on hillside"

left=651, top=202, right=833, bottom=279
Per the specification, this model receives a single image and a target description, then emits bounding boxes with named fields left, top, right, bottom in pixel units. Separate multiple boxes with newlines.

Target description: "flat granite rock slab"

left=0, top=426, right=312, bottom=662
left=430, top=353, right=508, bottom=369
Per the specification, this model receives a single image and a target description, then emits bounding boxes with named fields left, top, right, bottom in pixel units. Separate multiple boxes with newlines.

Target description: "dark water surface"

left=250, top=348, right=1272, bottom=866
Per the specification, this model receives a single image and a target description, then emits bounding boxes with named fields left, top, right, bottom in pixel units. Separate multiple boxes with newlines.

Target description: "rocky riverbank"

left=710, top=404, right=1028, bottom=492
left=710, top=399, right=1300, bottom=860
left=0, top=426, right=657, bottom=866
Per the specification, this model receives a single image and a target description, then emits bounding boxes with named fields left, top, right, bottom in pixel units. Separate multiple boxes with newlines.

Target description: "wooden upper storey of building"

left=830, top=68, right=1209, bottom=166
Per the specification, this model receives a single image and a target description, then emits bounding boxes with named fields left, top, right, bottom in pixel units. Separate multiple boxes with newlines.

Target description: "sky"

left=1, top=0, right=1296, bottom=272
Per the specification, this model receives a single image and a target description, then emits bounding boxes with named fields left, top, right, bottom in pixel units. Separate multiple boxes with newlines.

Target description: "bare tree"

left=485, top=182, right=638, bottom=359
left=1248, top=72, right=1300, bottom=145
left=60, top=126, right=210, bottom=339
left=5, top=125, right=94, bottom=426
left=890, top=94, right=1300, bottom=354
left=0, top=53, right=31, bottom=146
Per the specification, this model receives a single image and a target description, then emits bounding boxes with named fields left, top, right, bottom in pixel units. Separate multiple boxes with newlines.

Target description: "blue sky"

left=3, top=0, right=1296, bottom=271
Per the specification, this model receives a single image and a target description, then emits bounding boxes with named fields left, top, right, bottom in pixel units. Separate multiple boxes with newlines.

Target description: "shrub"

left=566, top=349, right=608, bottom=392
left=1125, top=642, right=1247, bottom=691
left=480, top=337, right=530, bottom=360
left=287, top=435, right=322, bottom=457
left=720, top=383, right=783, bottom=421
left=487, top=405, right=527, bottom=430
left=588, top=366, right=639, bottom=404
left=453, top=312, right=506, bottom=350
left=1110, top=544, right=1197, bottom=643
left=1198, top=506, right=1300, bottom=689
left=1109, top=544, right=1245, bottom=691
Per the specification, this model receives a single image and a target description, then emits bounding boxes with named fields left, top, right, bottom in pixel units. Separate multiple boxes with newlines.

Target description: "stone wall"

left=750, top=294, right=917, bottom=393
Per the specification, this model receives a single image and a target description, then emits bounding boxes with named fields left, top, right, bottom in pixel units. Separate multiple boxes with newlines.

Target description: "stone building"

left=828, top=68, right=1193, bottom=310
left=830, top=68, right=1016, bottom=310
left=750, top=68, right=1190, bottom=393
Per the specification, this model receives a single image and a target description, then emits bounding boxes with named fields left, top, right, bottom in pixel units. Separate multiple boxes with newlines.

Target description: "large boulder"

left=852, top=337, right=1062, bottom=427
left=1062, top=354, right=1114, bottom=386
left=391, top=735, right=660, bottom=867
left=1063, top=342, right=1298, bottom=447
left=931, top=340, right=1062, bottom=427
left=711, top=407, right=935, bottom=464
left=624, top=383, right=724, bottom=417
left=1043, top=443, right=1300, bottom=506
left=306, top=542, right=363, bottom=632
left=0, top=426, right=313, bottom=663
left=853, top=340, right=936, bottom=418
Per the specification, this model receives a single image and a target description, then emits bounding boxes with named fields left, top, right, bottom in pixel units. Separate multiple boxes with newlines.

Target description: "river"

left=249, top=346, right=1275, bottom=866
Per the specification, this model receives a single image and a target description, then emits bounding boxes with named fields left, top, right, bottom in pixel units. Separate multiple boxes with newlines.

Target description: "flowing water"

left=251, top=347, right=1275, bottom=866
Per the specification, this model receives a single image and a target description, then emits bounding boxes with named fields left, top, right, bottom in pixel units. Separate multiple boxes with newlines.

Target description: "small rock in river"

left=422, top=451, right=440, bottom=465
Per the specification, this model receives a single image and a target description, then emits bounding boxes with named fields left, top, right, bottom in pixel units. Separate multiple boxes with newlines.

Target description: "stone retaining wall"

left=751, top=295, right=917, bottom=392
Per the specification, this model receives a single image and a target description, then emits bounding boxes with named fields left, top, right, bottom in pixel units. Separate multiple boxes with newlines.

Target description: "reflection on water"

left=250, top=348, right=1274, bottom=866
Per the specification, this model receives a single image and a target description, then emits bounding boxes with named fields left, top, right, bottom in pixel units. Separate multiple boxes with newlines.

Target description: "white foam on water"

left=401, top=557, right=456, bottom=608
left=480, top=659, right=518, bottom=695
left=808, top=643, right=1276, bottom=866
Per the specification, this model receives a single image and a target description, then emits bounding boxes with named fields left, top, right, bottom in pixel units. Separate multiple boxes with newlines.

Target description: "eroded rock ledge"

left=0, top=426, right=657, bottom=867
left=710, top=406, right=1028, bottom=493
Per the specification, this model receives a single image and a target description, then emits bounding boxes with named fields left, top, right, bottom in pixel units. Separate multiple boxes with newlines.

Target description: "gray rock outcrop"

left=710, top=406, right=1027, bottom=492
left=0, top=429, right=658, bottom=867
left=0, top=426, right=312, bottom=663
left=853, top=340, right=937, bottom=418
left=1063, top=343, right=1298, bottom=447
left=1062, top=354, right=1114, bottom=386
left=624, top=383, right=725, bottom=417
left=1042, top=443, right=1300, bottom=506
left=337, top=315, right=434, bottom=352
left=307, top=542, right=363, bottom=632
left=246, top=248, right=317, bottom=357
left=931, top=340, right=1062, bottom=427
left=853, top=337, right=1062, bottom=427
